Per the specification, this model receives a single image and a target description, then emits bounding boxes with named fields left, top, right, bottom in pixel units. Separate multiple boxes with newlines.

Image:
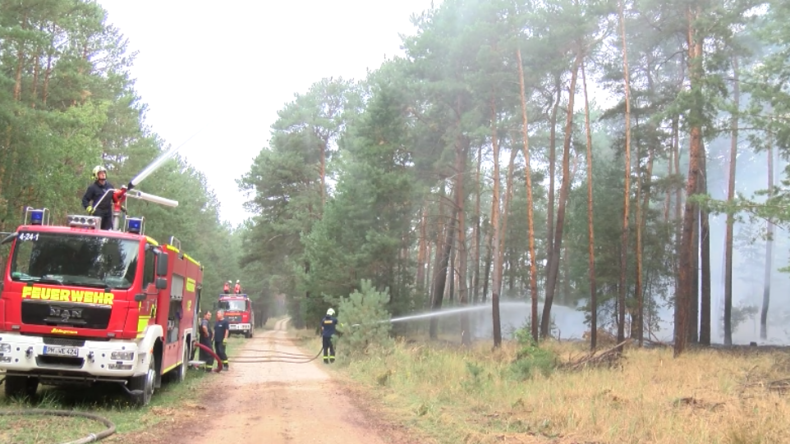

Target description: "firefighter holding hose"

left=321, top=308, right=339, bottom=364
left=82, top=166, right=116, bottom=230
left=199, top=311, right=214, bottom=372
left=214, top=310, right=230, bottom=371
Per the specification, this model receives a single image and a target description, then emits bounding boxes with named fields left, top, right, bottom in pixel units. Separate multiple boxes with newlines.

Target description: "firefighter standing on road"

left=321, top=308, right=338, bottom=364
left=214, top=310, right=230, bottom=371
left=199, top=311, right=214, bottom=372
left=82, top=166, right=116, bottom=230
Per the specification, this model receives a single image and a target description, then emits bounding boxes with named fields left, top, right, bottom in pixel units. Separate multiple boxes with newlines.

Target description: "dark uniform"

left=321, top=315, right=338, bottom=364
left=82, top=179, right=115, bottom=230
left=214, top=318, right=230, bottom=371
left=199, top=317, right=214, bottom=371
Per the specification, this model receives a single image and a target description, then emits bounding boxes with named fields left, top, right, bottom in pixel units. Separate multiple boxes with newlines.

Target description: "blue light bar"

left=127, top=218, right=143, bottom=234
left=30, top=210, right=44, bottom=225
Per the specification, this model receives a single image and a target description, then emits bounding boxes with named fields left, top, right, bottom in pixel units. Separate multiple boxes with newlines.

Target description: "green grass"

left=0, top=333, right=252, bottom=444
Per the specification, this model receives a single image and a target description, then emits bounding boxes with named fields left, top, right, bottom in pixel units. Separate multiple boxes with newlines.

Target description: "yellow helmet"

left=92, top=165, right=107, bottom=179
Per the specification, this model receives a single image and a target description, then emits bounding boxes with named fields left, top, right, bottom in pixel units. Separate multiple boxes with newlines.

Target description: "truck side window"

left=143, top=248, right=156, bottom=288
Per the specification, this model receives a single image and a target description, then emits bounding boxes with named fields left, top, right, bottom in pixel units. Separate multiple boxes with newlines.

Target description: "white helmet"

left=92, top=165, right=107, bottom=179
left=327, top=308, right=335, bottom=316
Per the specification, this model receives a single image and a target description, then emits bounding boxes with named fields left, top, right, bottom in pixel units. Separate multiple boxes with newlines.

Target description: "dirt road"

left=162, top=318, right=396, bottom=444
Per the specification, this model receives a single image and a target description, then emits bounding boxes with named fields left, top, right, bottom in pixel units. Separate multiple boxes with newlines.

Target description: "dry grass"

left=336, top=337, right=790, bottom=444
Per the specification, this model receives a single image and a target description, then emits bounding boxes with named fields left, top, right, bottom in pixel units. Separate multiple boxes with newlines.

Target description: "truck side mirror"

left=156, top=252, right=169, bottom=276
left=155, top=277, right=167, bottom=290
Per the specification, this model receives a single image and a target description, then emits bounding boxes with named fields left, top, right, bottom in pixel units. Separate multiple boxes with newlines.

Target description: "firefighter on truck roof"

left=223, top=281, right=230, bottom=294
left=234, top=280, right=241, bottom=294
left=82, top=165, right=116, bottom=230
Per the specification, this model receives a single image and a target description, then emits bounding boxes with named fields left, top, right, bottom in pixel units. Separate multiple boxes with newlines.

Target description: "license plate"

left=229, top=324, right=240, bottom=330
left=43, top=346, right=79, bottom=357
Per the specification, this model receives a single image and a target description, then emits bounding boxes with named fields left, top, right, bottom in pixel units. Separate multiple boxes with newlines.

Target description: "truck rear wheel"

left=4, top=375, right=39, bottom=399
left=129, top=357, right=156, bottom=407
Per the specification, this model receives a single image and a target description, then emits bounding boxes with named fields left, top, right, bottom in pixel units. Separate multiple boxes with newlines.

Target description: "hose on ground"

left=0, top=409, right=116, bottom=444
left=230, top=348, right=324, bottom=364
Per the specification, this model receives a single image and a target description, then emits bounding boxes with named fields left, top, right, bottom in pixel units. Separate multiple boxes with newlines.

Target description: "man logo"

left=49, top=306, right=83, bottom=321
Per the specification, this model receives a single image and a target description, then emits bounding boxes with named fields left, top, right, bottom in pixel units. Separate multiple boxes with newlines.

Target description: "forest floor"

left=324, top=330, right=790, bottom=444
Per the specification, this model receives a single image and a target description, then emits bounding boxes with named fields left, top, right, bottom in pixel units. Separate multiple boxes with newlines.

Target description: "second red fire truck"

left=217, top=293, right=254, bottom=338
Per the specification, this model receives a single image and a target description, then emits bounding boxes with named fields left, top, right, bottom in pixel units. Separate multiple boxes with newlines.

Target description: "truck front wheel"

left=4, top=375, right=38, bottom=399
left=129, top=358, right=156, bottom=407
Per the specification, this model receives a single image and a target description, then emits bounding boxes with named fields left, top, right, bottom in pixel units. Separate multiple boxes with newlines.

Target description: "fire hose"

left=192, top=342, right=224, bottom=372
left=0, top=407, right=116, bottom=444
left=230, top=348, right=324, bottom=364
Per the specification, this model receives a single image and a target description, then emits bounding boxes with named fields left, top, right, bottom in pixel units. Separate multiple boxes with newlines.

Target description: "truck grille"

left=22, top=300, right=111, bottom=330
left=36, top=356, right=85, bottom=369
left=226, top=315, right=242, bottom=323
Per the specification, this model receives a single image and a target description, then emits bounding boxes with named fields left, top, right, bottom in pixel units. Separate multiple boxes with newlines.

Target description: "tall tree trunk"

left=496, top=147, right=518, bottom=298
left=472, top=144, right=482, bottom=304
left=517, top=48, right=540, bottom=341
left=724, top=58, right=739, bottom=345
left=491, top=96, right=503, bottom=347
left=456, top=138, right=470, bottom=344
left=675, top=6, right=704, bottom=357
left=426, top=242, right=433, bottom=301
left=664, top=145, right=673, bottom=223
left=482, top=227, right=492, bottom=304
left=689, top=197, right=699, bottom=343
left=699, top=143, right=711, bottom=345
left=581, top=58, right=598, bottom=350
left=617, top=0, right=633, bottom=348
left=546, top=74, right=562, bottom=292
left=761, top=140, right=775, bottom=340
left=634, top=146, right=654, bottom=345
left=541, top=54, right=582, bottom=338
left=416, top=204, right=428, bottom=292
left=429, top=184, right=450, bottom=339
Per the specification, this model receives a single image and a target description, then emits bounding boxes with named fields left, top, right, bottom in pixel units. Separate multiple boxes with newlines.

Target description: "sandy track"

left=163, top=318, right=391, bottom=444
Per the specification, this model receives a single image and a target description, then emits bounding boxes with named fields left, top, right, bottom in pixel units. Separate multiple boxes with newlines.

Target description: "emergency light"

left=67, top=215, right=100, bottom=229
left=30, top=210, right=44, bottom=225
left=23, top=207, right=50, bottom=226
left=126, top=217, right=145, bottom=235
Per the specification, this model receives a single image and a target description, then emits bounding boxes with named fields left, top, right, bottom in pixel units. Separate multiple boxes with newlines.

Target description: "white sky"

left=97, top=0, right=436, bottom=226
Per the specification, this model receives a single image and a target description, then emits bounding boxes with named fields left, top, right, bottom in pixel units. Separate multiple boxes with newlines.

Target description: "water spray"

left=348, top=302, right=533, bottom=328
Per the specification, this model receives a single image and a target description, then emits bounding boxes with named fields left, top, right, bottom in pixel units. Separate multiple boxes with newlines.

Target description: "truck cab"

left=0, top=208, right=203, bottom=406
left=216, top=294, right=254, bottom=338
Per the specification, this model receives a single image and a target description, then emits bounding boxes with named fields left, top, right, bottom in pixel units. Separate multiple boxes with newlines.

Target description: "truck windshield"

left=9, top=231, right=140, bottom=290
left=219, top=300, right=246, bottom=312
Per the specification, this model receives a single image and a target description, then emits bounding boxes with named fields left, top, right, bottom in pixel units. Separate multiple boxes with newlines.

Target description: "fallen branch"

left=563, top=339, right=632, bottom=371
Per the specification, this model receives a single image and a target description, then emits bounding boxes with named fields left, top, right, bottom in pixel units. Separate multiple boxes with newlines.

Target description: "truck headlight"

left=0, top=343, right=10, bottom=353
left=111, top=351, right=135, bottom=361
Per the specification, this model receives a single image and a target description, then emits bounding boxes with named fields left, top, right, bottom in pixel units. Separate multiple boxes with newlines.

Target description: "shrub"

left=336, top=279, right=393, bottom=355
left=511, top=325, right=556, bottom=380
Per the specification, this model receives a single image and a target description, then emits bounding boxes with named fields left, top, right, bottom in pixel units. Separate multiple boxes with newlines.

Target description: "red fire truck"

left=0, top=207, right=203, bottom=406
left=217, top=294, right=254, bottom=338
